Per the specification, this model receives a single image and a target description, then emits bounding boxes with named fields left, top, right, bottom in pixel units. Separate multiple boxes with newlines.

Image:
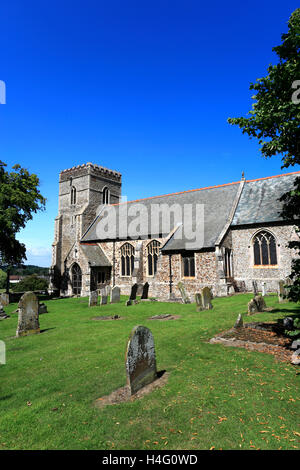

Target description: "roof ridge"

left=111, top=170, right=300, bottom=207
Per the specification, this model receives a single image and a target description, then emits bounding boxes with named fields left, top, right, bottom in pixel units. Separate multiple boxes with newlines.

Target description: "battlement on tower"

left=59, top=162, right=122, bottom=183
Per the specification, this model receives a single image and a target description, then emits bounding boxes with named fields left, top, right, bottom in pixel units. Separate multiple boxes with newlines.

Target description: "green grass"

left=0, top=294, right=299, bottom=450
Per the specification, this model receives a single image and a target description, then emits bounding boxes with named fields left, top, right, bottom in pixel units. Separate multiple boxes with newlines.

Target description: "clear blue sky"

left=1, top=0, right=299, bottom=267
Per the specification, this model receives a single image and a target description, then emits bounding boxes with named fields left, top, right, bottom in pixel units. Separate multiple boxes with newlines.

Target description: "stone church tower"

left=50, top=163, right=121, bottom=295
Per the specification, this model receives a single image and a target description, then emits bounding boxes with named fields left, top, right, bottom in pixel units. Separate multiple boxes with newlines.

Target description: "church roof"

left=231, top=171, right=300, bottom=226
left=80, top=170, right=300, bottom=251
left=81, top=243, right=111, bottom=267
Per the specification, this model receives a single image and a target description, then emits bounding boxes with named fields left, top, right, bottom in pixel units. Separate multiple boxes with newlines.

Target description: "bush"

left=0, top=269, right=7, bottom=289
left=12, top=274, right=48, bottom=293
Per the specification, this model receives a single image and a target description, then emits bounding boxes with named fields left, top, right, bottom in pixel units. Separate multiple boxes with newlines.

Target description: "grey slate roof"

left=81, top=182, right=241, bottom=250
left=232, top=172, right=300, bottom=226
left=81, top=243, right=111, bottom=267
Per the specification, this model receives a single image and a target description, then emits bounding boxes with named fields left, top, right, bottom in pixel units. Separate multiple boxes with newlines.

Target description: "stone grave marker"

left=261, top=281, right=266, bottom=297
left=278, top=280, right=289, bottom=303
left=141, top=282, right=149, bottom=300
left=252, top=280, right=258, bottom=296
left=111, top=286, right=121, bottom=304
left=16, top=292, right=40, bottom=337
left=100, top=294, right=108, bottom=305
left=200, top=287, right=213, bottom=310
left=38, top=303, right=48, bottom=314
left=195, top=293, right=204, bottom=312
left=129, top=283, right=138, bottom=301
left=89, top=290, right=98, bottom=307
left=125, top=325, right=157, bottom=395
left=248, top=299, right=258, bottom=314
left=177, top=282, right=191, bottom=304
left=254, top=295, right=266, bottom=311
left=0, top=293, right=9, bottom=306
left=137, top=284, right=143, bottom=296
left=234, top=314, right=243, bottom=329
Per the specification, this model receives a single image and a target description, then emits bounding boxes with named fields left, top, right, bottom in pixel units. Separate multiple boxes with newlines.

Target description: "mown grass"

left=0, top=293, right=299, bottom=450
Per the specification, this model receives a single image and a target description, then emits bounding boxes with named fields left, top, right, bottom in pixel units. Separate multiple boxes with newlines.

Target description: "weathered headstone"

left=195, top=293, right=204, bottom=312
left=291, top=349, right=300, bottom=365
left=38, top=303, right=48, bottom=314
left=141, top=282, right=149, bottom=300
left=254, top=295, right=266, bottom=311
left=16, top=292, right=40, bottom=337
left=129, top=283, right=138, bottom=301
left=177, top=282, right=191, bottom=304
left=100, top=294, right=108, bottom=306
left=252, top=280, right=258, bottom=296
left=261, top=282, right=266, bottom=297
left=125, top=325, right=157, bottom=395
left=247, top=299, right=258, bottom=315
left=283, top=316, right=294, bottom=331
left=136, top=284, right=143, bottom=296
left=0, top=293, right=9, bottom=306
left=111, top=286, right=121, bottom=304
left=278, top=280, right=288, bottom=303
left=234, top=314, right=243, bottom=329
left=89, top=290, right=98, bottom=307
left=200, top=287, right=213, bottom=310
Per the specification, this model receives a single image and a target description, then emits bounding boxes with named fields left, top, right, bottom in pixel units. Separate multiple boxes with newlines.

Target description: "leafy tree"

left=12, top=274, right=48, bottom=293
left=0, top=161, right=46, bottom=265
left=0, top=269, right=7, bottom=289
left=228, top=8, right=300, bottom=301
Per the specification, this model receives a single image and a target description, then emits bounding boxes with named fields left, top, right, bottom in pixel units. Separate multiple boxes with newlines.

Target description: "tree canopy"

left=0, top=161, right=46, bottom=265
left=228, top=8, right=300, bottom=301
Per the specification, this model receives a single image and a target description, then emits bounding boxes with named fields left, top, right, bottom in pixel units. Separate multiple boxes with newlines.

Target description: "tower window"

left=103, top=187, right=110, bottom=204
left=120, top=243, right=135, bottom=276
left=253, top=231, right=277, bottom=266
left=147, top=240, right=160, bottom=276
left=182, top=252, right=195, bottom=277
left=71, top=186, right=76, bottom=205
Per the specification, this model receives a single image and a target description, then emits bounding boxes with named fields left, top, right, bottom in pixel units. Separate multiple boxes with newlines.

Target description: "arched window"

left=147, top=240, right=160, bottom=276
left=103, top=187, right=110, bottom=204
left=120, top=243, right=135, bottom=276
left=71, top=186, right=76, bottom=205
left=71, top=263, right=82, bottom=295
left=253, top=231, right=277, bottom=266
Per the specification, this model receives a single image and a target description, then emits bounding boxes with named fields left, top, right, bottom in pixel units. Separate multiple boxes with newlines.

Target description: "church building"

left=50, top=162, right=299, bottom=300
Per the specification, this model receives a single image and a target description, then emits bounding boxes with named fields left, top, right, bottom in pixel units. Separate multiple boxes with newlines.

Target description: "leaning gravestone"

left=278, top=280, right=288, bottom=303
left=111, top=286, right=121, bottom=304
left=254, top=295, right=266, bottom=311
left=125, top=325, right=157, bottom=395
left=247, top=299, right=258, bottom=315
left=234, top=314, right=243, bottom=329
left=38, top=303, right=48, bottom=314
left=195, top=293, right=204, bottom=312
left=200, top=287, right=213, bottom=310
left=177, top=282, right=191, bottom=304
left=137, top=284, right=143, bottom=296
left=129, top=283, right=138, bottom=301
left=16, top=292, right=40, bottom=337
left=89, top=290, right=98, bottom=307
left=100, top=294, right=108, bottom=306
left=141, top=282, right=149, bottom=300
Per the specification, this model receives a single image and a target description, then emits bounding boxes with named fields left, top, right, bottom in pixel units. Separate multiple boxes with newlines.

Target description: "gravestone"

left=16, top=292, right=40, bottom=337
left=252, top=280, right=258, bottom=296
left=261, top=282, right=266, bottom=297
left=125, top=325, right=157, bottom=395
left=100, top=294, right=108, bottom=306
left=89, top=290, right=98, bottom=307
left=195, top=293, right=204, bottom=312
left=126, top=299, right=132, bottom=306
left=0, top=293, right=9, bottom=306
left=200, top=287, right=213, bottom=310
left=177, top=282, right=191, bottom=304
left=38, top=303, right=48, bottom=314
left=0, top=305, right=9, bottom=320
left=129, top=283, right=138, bottom=301
left=248, top=299, right=258, bottom=314
left=141, top=282, right=149, bottom=300
left=111, top=286, right=121, bottom=303
left=278, top=280, right=288, bottom=303
left=254, top=295, right=266, bottom=311
left=234, top=314, right=243, bottom=329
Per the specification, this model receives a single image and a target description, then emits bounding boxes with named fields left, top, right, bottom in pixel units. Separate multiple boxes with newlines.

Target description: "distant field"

left=0, top=294, right=299, bottom=450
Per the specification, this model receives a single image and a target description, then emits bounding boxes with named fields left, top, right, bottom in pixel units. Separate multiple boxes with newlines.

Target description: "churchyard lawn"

left=0, top=294, right=299, bottom=450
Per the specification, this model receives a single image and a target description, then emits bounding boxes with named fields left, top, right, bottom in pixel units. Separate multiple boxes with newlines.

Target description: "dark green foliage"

left=12, top=274, right=48, bottom=292
left=0, top=161, right=46, bottom=265
left=0, top=269, right=7, bottom=289
left=228, top=9, right=300, bottom=301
